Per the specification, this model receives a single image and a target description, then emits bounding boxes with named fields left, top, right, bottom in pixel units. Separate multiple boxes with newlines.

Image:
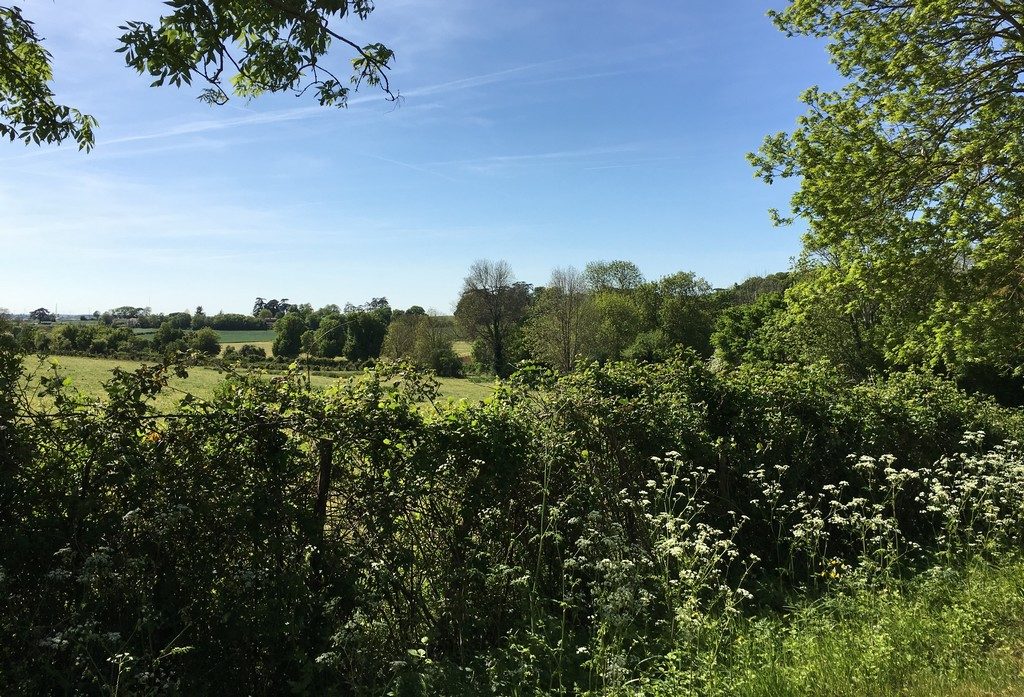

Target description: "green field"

left=127, top=328, right=274, bottom=354
left=221, top=341, right=275, bottom=355
left=216, top=329, right=276, bottom=344
left=216, top=330, right=275, bottom=356
left=24, top=355, right=494, bottom=412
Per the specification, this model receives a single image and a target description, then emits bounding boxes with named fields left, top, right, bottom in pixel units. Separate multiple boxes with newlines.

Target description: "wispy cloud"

left=520, top=69, right=632, bottom=87
left=422, top=144, right=647, bottom=173
left=0, top=58, right=577, bottom=164
left=584, top=156, right=688, bottom=171
left=401, top=59, right=566, bottom=98
left=360, top=153, right=464, bottom=183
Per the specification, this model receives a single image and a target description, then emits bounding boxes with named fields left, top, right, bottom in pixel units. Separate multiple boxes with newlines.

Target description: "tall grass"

left=652, top=557, right=1024, bottom=696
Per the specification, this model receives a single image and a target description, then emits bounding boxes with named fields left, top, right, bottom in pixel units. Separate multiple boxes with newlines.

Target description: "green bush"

left=187, top=326, right=221, bottom=356
left=2, top=338, right=1023, bottom=695
left=238, top=343, right=267, bottom=360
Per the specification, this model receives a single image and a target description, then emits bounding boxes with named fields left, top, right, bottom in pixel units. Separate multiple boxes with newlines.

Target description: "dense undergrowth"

left=2, top=326, right=1023, bottom=694
left=652, top=557, right=1024, bottom=696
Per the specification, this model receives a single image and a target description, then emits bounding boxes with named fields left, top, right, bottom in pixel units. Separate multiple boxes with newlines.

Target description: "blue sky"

left=0, top=1, right=840, bottom=315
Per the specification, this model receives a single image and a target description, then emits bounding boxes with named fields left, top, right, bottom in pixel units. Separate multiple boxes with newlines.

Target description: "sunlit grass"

left=23, top=355, right=494, bottom=413
left=649, top=558, right=1024, bottom=697
left=215, top=329, right=276, bottom=344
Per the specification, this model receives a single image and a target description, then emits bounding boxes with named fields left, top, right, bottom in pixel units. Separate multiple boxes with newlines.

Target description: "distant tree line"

left=450, top=259, right=793, bottom=379
left=8, top=321, right=223, bottom=360
left=255, top=263, right=795, bottom=381
left=16, top=255, right=1019, bottom=404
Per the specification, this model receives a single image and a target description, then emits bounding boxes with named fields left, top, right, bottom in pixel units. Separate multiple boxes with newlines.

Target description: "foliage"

left=651, top=557, right=1024, bottom=696
left=583, top=259, right=645, bottom=292
left=312, top=314, right=347, bottom=358
left=165, top=312, right=193, bottom=330
left=108, top=306, right=151, bottom=321
left=0, top=6, right=97, bottom=148
left=526, top=266, right=597, bottom=373
left=152, top=320, right=186, bottom=352
left=253, top=297, right=293, bottom=319
left=39, top=321, right=144, bottom=356
left=752, top=0, right=1024, bottom=375
left=587, top=270, right=719, bottom=362
left=591, top=289, right=643, bottom=361
left=2, top=1, right=395, bottom=150
left=342, top=309, right=391, bottom=361
left=455, top=259, right=533, bottom=377
left=187, top=326, right=221, bottom=356
left=382, top=313, right=463, bottom=377
left=28, top=307, right=55, bottom=322
left=225, top=343, right=267, bottom=361
left=202, top=312, right=266, bottom=331
left=719, top=272, right=794, bottom=307
left=4, top=328, right=1024, bottom=694
left=649, top=271, right=716, bottom=356
left=272, top=312, right=306, bottom=358
left=712, top=293, right=788, bottom=366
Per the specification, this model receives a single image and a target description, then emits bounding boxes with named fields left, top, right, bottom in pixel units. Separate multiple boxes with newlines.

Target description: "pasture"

left=24, top=355, right=495, bottom=412
left=216, top=329, right=276, bottom=356
left=127, top=327, right=275, bottom=354
left=215, top=329, right=276, bottom=345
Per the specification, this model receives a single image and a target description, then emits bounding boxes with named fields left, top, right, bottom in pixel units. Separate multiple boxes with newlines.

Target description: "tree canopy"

left=455, top=260, right=532, bottom=378
left=1, top=1, right=395, bottom=150
left=752, top=0, right=1024, bottom=374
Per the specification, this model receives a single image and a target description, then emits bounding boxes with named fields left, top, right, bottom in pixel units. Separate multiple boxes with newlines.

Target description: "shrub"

left=187, top=327, right=221, bottom=356
left=2, top=344, right=1022, bottom=695
left=238, top=343, right=266, bottom=360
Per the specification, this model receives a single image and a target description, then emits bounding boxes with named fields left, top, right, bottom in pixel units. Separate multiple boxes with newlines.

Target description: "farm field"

left=23, top=355, right=495, bottom=412
left=127, top=327, right=275, bottom=354
left=129, top=328, right=274, bottom=342
left=216, top=330, right=276, bottom=356
left=215, top=329, right=276, bottom=345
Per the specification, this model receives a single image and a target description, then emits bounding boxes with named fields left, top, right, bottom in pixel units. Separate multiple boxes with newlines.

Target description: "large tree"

left=1, top=1, right=395, bottom=150
left=527, top=266, right=596, bottom=373
left=382, top=312, right=461, bottom=375
left=272, top=312, right=305, bottom=358
left=583, top=259, right=645, bottom=292
left=652, top=271, right=716, bottom=356
left=28, top=307, right=55, bottom=323
left=455, top=260, right=531, bottom=377
left=752, top=0, right=1024, bottom=374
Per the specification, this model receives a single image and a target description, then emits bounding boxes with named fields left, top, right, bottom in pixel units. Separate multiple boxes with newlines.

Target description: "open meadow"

left=452, top=339, right=473, bottom=359
left=23, top=354, right=495, bottom=412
